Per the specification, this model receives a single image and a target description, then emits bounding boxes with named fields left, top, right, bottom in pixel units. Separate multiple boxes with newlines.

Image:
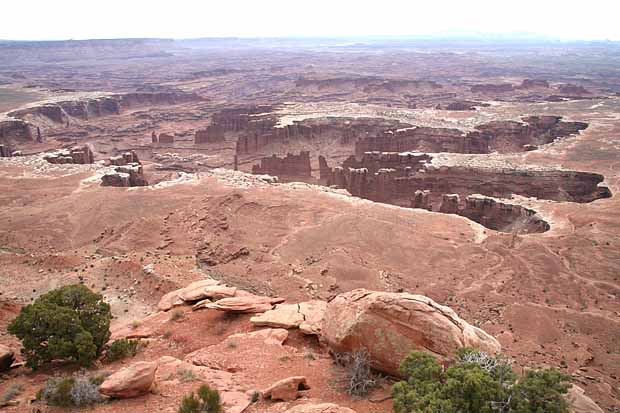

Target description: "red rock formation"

left=158, top=133, right=174, bottom=144
left=43, top=145, right=94, bottom=164
left=461, top=195, right=550, bottom=233
left=411, top=189, right=431, bottom=210
left=439, top=193, right=460, bottom=214
left=251, top=151, right=311, bottom=177
left=355, top=116, right=588, bottom=155
left=318, top=155, right=330, bottom=181
left=558, top=84, right=592, bottom=96
left=0, top=144, right=12, bottom=158
left=323, top=289, right=501, bottom=376
left=101, top=163, right=148, bottom=187
left=470, top=83, right=514, bottom=93
left=109, top=150, right=140, bottom=166
left=195, top=127, right=225, bottom=144
left=151, top=131, right=158, bottom=143
left=519, top=79, right=550, bottom=89
left=0, top=118, right=33, bottom=141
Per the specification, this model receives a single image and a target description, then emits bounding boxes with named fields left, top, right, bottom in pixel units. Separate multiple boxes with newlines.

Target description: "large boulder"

left=323, top=289, right=500, bottom=376
left=262, top=376, right=309, bottom=401
left=99, top=361, right=157, bottom=398
left=567, top=385, right=603, bottom=413
left=284, top=404, right=357, bottom=413
left=0, top=345, right=14, bottom=371
left=157, top=279, right=220, bottom=311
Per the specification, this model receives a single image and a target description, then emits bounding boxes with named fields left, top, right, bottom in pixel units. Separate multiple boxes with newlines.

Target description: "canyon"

left=0, top=37, right=619, bottom=413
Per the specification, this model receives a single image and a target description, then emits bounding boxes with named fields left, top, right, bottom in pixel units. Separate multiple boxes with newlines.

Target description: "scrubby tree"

left=8, top=284, right=111, bottom=369
left=392, top=348, right=571, bottom=413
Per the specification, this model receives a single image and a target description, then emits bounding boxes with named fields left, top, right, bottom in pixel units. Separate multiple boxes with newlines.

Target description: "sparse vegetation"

left=170, top=308, right=185, bottom=321
left=105, top=338, right=144, bottom=362
left=392, top=348, right=571, bottom=413
left=177, top=368, right=199, bottom=382
left=39, top=372, right=105, bottom=407
left=178, top=384, right=221, bottom=413
left=0, top=383, right=24, bottom=406
left=334, top=348, right=378, bottom=397
left=8, top=284, right=111, bottom=369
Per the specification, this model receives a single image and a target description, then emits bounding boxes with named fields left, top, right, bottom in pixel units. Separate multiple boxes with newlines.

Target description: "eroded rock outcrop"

left=43, top=145, right=94, bottom=164
left=250, top=300, right=327, bottom=335
left=108, top=150, right=140, bottom=166
left=567, top=385, right=604, bottom=413
left=101, top=163, right=148, bottom=187
left=203, top=295, right=285, bottom=313
left=251, top=151, right=311, bottom=177
left=323, top=289, right=501, bottom=376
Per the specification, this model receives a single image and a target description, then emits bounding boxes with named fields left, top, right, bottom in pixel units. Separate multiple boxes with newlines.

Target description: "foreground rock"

left=323, top=289, right=501, bottom=376
left=567, top=385, right=604, bottom=413
left=157, top=278, right=221, bottom=311
left=0, top=345, right=14, bottom=371
left=250, top=300, right=327, bottom=335
left=99, top=361, right=157, bottom=398
left=284, top=404, right=357, bottom=413
left=262, top=376, right=309, bottom=401
left=203, top=294, right=285, bottom=313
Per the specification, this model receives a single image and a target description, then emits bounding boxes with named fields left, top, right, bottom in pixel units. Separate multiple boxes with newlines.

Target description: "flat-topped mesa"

left=101, top=163, right=148, bottom=187
left=461, top=195, right=550, bottom=233
left=251, top=151, right=312, bottom=178
left=195, top=126, right=225, bottom=144
left=0, top=118, right=33, bottom=141
left=341, top=151, right=432, bottom=175
left=557, top=84, right=592, bottom=96
left=470, top=83, right=515, bottom=93
left=109, top=150, right=140, bottom=166
left=7, top=91, right=202, bottom=126
left=325, top=152, right=611, bottom=233
left=237, top=116, right=409, bottom=155
left=518, top=79, right=550, bottom=89
left=43, top=145, right=94, bottom=164
left=355, top=116, right=589, bottom=155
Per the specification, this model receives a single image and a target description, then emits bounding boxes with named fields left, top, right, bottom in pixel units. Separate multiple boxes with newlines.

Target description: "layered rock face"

left=0, top=144, right=13, bottom=158
left=43, top=145, right=94, bottom=164
left=157, top=133, right=174, bottom=144
left=237, top=116, right=407, bottom=154
left=470, top=83, right=515, bottom=93
left=355, top=116, right=588, bottom=155
left=323, top=289, right=501, bottom=376
left=251, top=151, right=312, bottom=177
left=101, top=163, right=148, bottom=187
left=518, top=79, right=550, bottom=89
left=0, top=118, right=33, bottom=141
left=326, top=152, right=610, bottom=233
left=109, top=150, right=140, bottom=166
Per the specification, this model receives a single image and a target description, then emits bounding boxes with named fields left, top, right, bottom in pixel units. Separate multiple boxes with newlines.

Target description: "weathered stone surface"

left=180, top=284, right=236, bottom=302
left=227, top=328, right=289, bottom=346
left=262, top=376, right=309, bottom=401
left=204, top=295, right=285, bottom=313
left=299, top=300, right=327, bottom=335
left=567, top=385, right=603, bottom=413
left=284, top=403, right=357, bottom=413
left=99, top=361, right=157, bottom=398
left=157, top=279, right=220, bottom=311
left=323, top=289, right=501, bottom=376
left=250, top=303, right=305, bottom=329
left=0, top=344, right=15, bottom=371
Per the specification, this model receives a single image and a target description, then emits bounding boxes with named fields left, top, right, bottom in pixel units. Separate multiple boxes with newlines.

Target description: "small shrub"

left=131, top=320, right=141, bottom=329
left=105, top=338, right=144, bottom=362
left=333, top=348, right=377, bottom=397
left=179, top=384, right=221, bottom=413
left=177, top=368, right=198, bottom=382
left=40, top=372, right=104, bottom=407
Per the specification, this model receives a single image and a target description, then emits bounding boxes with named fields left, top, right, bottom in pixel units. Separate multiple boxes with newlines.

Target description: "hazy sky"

left=2, top=0, right=620, bottom=41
